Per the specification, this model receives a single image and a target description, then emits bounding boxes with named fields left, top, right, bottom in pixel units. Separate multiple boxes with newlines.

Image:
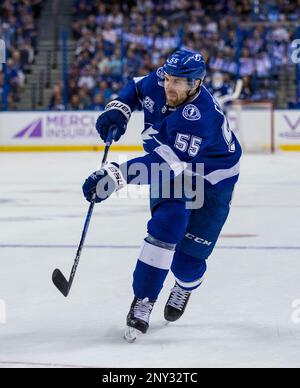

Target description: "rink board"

left=0, top=111, right=144, bottom=151
left=0, top=109, right=300, bottom=151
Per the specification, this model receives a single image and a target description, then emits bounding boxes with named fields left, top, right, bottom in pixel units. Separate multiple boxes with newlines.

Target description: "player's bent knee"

left=148, top=201, right=189, bottom=244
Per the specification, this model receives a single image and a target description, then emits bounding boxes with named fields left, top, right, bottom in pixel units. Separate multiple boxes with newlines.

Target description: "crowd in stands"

left=48, top=0, right=297, bottom=111
left=0, top=0, right=43, bottom=110
left=1, top=0, right=299, bottom=111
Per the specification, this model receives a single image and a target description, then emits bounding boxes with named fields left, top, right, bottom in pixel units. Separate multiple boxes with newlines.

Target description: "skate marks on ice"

left=2, top=244, right=300, bottom=250
left=0, top=326, right=124, bottom=368
left=129, top=318, right=300, bottom=361
left=0, top=360, right=97, bottom=368
left=123, top=320, right=171, bottom=343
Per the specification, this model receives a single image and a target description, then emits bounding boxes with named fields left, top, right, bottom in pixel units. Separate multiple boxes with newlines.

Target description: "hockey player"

left=82, top=50, right=242, bottom=342
left=206, top=72, right=232, bottom=103
left=207, top=71, right=243, bottom=110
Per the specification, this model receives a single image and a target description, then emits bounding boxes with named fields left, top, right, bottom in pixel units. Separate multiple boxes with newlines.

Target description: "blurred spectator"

left=0, top=0, right=43, bottom=109
left=89, top=92, right=106, bottom=111
left=6, top=58, right=23, bottom=101
left=48, top=84, right=66, bottom=111
left=239, top=76, right=253, bottom=100
left=77, top=66, right=96, bottom=90
left=68, top=94, right=82, bottom=110
left=78, top=86, right=92, bottom=109
left=0, top=72, right=5, bottom=110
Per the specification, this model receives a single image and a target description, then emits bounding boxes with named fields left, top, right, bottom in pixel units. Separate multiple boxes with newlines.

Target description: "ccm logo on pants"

left=185, top=233, right=212, bottom=246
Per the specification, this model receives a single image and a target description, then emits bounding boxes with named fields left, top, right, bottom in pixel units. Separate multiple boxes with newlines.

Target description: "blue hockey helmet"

left=163, top=50, right=206, bottom=82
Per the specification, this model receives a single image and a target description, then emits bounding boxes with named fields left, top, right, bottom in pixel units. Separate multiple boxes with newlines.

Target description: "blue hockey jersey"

left=117, top=68, right=242, bottom=189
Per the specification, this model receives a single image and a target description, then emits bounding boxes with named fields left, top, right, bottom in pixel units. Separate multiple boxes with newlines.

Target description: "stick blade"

left=52, top=269, right=69, bottom=297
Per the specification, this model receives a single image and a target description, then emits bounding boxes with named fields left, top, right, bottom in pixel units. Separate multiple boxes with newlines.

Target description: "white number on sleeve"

left=222, top=116, right=235, bottom=152
left=212, top=96, right=235, bottom=153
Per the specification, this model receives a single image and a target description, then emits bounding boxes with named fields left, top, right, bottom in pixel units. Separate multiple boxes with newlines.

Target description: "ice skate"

left=124, top=297, right=155, bottom=342
left=164, top=283, right=191, bottom=322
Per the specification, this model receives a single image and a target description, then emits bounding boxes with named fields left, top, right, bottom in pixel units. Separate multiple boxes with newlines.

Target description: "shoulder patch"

left=156, top=67, right=165, bottom=80
left=182, top=104, right=201, bottom=121
left=156, top=67, right=165, bottom=87
left=143, top=96, right=155, bottom=113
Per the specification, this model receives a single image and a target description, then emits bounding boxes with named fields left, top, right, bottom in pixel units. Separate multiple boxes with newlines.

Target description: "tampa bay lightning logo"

left=183, top=54, right=203, bottom=65
left=156, top=67, right=165, bottom=80
left=182, top=104, right=201, bottom=121
left=156, top=67, right=165, bottom=87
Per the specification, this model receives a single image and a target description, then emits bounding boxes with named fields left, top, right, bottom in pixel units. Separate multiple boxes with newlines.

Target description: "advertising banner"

left=0, top=111, right=144, bottom=151
left=0, top=109, right=300, bottom=151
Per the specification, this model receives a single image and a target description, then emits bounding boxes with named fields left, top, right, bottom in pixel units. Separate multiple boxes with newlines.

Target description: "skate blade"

left=124, top=326, right=140, bottom=343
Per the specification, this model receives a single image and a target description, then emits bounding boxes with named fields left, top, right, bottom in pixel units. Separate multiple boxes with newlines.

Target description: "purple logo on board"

left=14, top=118, right=43, bottom=138
left=280, top=115, right=300, bottom=138
left=13, top=114, right=98, bottom=139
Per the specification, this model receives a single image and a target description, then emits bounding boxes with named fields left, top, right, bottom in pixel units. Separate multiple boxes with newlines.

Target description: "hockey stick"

left=52, top=128, right=116, bottom=297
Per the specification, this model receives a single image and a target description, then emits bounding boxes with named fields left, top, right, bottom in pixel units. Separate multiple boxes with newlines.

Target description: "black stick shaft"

left=53, top=129, right=115, bottom=296
left=66, top=137, right=112, bottom=289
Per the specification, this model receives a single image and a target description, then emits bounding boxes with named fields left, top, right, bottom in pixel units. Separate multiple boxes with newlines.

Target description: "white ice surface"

left=0, top=151, right=300, bottom=368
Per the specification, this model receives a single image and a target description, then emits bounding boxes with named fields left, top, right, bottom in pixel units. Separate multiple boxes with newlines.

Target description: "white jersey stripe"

left=154, top=144, right=188, bottom=176
left=203, top=161, right=240, bottom=185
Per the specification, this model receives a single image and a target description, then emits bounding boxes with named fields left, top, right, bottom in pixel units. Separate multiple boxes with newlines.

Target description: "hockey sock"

left=132, top=235, right=176, bottom=301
